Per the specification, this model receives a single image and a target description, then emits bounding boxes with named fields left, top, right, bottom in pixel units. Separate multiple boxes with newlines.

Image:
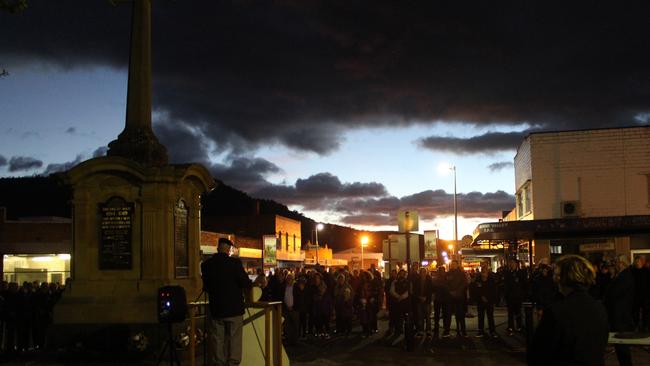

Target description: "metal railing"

left=186, top=300, right=284, bottom=366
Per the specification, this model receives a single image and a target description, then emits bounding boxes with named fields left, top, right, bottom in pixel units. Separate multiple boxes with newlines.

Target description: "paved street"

left=286, top=307, right=650, bottom=366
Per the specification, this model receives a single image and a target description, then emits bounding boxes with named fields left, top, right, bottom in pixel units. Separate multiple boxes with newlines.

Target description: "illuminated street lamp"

left=360, top=235, right=369, bottom=270
left=315, top=223, right=324, bottom=265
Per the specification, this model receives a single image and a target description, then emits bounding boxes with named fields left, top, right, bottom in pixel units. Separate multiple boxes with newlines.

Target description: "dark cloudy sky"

left=2, top=1, right=649, bottom=237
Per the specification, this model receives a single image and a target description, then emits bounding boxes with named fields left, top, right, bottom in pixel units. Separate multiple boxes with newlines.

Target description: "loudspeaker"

left=157, top=286, right=188, bottom=323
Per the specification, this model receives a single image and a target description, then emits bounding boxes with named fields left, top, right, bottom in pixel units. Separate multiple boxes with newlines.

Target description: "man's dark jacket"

left=528, top=288, right=609, bottom=366
left=201, top=252, right=252, bottom=318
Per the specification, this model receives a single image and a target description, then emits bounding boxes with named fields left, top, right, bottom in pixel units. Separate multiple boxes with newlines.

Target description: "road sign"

left=397, top=210, right=419, bottom=232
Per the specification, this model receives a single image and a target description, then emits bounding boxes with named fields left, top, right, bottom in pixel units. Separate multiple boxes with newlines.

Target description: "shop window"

left=3, top=254, right=71, bottom=285
left=550, top=245, right=562, bottom=254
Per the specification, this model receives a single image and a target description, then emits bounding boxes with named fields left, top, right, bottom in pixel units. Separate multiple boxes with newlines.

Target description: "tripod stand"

left=157, top=321, right=180, bottom=366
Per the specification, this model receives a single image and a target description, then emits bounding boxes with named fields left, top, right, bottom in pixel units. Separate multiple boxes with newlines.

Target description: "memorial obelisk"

left=53, top=0, right=215, bottom=333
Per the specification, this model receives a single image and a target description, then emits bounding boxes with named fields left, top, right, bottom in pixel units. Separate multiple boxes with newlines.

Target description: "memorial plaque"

left=99, top=197, right=133, bottom=270
left=174, top=200, right=189, bottom=278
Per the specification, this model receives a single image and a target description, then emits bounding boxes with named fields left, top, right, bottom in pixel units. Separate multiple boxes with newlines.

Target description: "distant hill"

left=201, top=181, right=391, bottom=252
left=0, top=176, right=72, bottom=219
left=0, top=176, right=390, bottom=251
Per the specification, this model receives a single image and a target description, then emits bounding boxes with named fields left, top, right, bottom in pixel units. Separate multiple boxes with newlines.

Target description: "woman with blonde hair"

left=528, top=255, right=608, bottom=366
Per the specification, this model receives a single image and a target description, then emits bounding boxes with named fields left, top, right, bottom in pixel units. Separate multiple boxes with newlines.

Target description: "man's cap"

left=218, top=238, right=236, bottom=247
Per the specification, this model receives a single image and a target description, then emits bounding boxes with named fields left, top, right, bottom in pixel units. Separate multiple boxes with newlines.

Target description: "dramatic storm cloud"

left=488, top=161, right=514, bottom=172
left=211, top=156, right=282, bottom=193
left=8, top=156, right=43, bottom=172
left=254, top=172, right=389, bottom=210
left=3, top=1, right=650, bottom=156
left=0, top=154, right=6, bottom=167
left=336, top=189, right=515, bottom=225
left=417, top=131, right=529, bottom=154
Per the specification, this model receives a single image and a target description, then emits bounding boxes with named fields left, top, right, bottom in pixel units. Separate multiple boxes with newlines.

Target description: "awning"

left=472, top=215, right=650, bottom=244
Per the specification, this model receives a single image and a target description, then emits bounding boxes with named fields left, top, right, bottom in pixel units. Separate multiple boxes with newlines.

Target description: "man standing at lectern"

left=202, top=238, right=253, bottom=366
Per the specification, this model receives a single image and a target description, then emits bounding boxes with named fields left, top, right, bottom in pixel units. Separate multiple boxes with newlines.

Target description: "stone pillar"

left=107, top=0, right=168, bottom=166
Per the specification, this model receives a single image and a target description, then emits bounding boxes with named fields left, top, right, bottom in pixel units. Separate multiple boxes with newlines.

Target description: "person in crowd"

left=631, top=255, right=649, bottom=331
left=201, top=238, right=253, bottom=366
left=639, top=257, right=650, bottom=332
left=268, top=269, right=287, bottom=302
left=504, top=259, right=527, bottom=335
left=282, top=273, right=300, bottom=346
left=307, top=273, right=323, bottom=336
left=3, top=281, right=19, bottom=354
left=471, top=263, right=498, bottom=338
left=390, top=269, right=412, bottom=337
left=333, top=274, right=354, bottom=337
left=604, top=255, right=636, bottom=366
left=357, top=271, right=371, bottom=337
left=528, top=255, right=608, bottom=366
left=16, top=282, right=34, bottom=353
left=32, top=282, right=53, bottom=350
left=295, top=277, right=310, bottom=339
left=358, top=270, right=380, bottom=337
left=531, top=263, right=557, bottom=316
left=446, top=260, right=468, bottom=337
left=432, top=266, right=450, bottom=337
left=592, top=262, right=613, bottom=301
left=312, top=282, right=333, bottom=339
left=384, top=268, right=398, bottom=335
left=369, top=265, right=383, bottom=333
left=413, top=267, right=433, bottom=337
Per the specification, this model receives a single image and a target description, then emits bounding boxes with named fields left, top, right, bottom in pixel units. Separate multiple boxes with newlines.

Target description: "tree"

left=0, top=0, right=27, bottom=13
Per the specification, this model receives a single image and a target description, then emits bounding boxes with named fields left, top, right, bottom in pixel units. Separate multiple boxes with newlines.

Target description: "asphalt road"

left=286, top=307, right=650, bottom=366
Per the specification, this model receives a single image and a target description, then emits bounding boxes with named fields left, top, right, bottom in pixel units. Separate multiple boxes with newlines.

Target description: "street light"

left=360, top=236, right=369, bottom=270
left=315, top=223, right=324, bottom=265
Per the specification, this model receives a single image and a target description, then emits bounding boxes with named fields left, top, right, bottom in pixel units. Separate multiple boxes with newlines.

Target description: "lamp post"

left=360, top=236, right=369, bottom=270
left=451, top=165, right=458, bottom=257
left=315, top=223, right=324, bottom=265
left=438, top=163, right=459, bottom=260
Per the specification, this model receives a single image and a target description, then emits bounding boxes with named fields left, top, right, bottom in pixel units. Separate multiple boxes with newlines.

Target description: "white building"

left=475, top=126, right=650, bottom=264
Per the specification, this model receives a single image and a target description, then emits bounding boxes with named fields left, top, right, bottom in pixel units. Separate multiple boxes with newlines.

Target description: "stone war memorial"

left=51, top=0, right=215, bottom=352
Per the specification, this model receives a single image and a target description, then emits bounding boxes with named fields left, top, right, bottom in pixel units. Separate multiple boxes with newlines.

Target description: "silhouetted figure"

left=604, top=256, right=636, bottom=366
left=529, top=255, right=608, bottom=366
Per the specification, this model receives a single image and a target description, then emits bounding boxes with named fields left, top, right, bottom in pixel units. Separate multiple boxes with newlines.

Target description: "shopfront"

left=473, top=215, right=650, bottom=265
left=3, top=253, right=71, bottom=284
left=0, top=208, right=72, bottom=285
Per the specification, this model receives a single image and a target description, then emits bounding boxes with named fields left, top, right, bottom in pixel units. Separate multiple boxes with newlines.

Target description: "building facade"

left=0, top=207, right=72, bottom=284
left=513, top=126, right=650, bottom=262
left=202, top=214, right=304, bottom=268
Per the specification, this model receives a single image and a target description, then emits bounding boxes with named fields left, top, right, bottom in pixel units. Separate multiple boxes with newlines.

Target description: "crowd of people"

left=1, top=251, right=648, bottom=364
left=0, top=280, right=65, bottom=354
left=250, top=254, right=649, bottom=359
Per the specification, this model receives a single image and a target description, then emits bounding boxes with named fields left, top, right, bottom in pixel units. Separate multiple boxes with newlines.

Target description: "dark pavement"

left=286, top=307, right=650, bottom=366
left=2, top=307, right=649, bottom=365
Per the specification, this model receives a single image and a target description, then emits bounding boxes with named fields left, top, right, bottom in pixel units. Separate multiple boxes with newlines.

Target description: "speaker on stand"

left=157, top=285, right=188, bottom=366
